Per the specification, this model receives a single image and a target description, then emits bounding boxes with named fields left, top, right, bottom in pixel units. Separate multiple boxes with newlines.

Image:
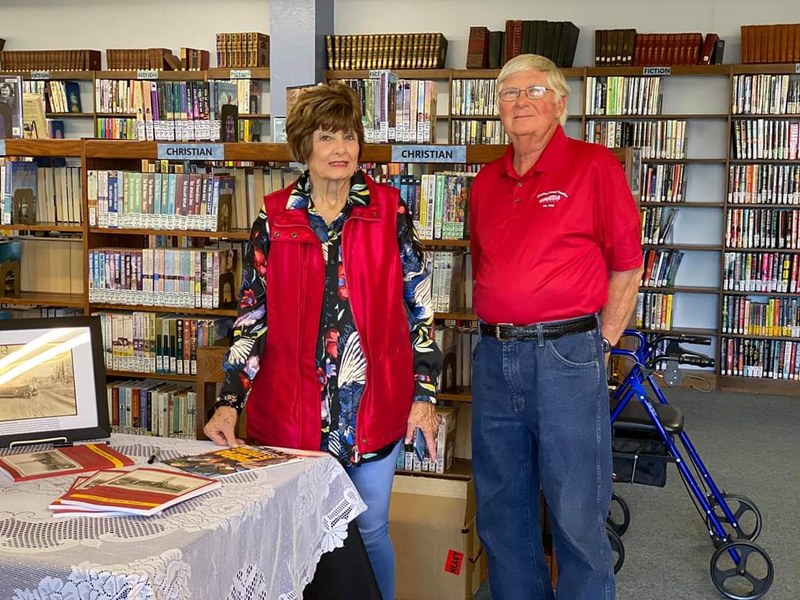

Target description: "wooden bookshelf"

left=0, top=291, right=85, bottom=308
left=0, top=223, right=82, bottom=233
left=88, top=227, right=250, bottom=240
left=106, top=370, right=196, bottom=382
left=396, top=457, right=472, bottom=481
left=89, top=303, right=238, bottom=317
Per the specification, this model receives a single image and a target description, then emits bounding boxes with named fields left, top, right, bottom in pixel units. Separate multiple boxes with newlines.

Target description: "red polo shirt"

left=469, top=126, right=642, bottom=325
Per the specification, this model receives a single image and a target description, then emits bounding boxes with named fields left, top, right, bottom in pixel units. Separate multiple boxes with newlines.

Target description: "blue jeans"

left=472, top=325, right=614, bottom=600
left=346, top=441, right=402, bottom=600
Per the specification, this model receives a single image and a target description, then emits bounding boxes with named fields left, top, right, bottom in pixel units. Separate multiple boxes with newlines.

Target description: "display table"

left=0, top=434, right=368, bottom=600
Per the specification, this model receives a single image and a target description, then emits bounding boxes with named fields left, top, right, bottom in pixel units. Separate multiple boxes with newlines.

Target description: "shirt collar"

left=287, top=169, right=371, bottom=210
left=503, top=125, right=568, bottom=179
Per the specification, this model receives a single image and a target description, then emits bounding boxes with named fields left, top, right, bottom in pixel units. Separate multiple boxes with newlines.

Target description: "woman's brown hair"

left=286, top=83, right=365, bottom=162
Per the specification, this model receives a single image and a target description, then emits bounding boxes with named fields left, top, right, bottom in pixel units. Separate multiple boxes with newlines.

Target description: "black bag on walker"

left=612, top=430, right=668, bottom=487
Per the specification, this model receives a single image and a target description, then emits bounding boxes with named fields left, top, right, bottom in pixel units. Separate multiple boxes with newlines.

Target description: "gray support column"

left=270, top=0, right=333, bottom=139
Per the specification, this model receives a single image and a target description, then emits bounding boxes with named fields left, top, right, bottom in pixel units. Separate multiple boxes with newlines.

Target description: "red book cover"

left=56, top=467, right=220, bottom=516
left=0, top=444, right=133, bottom=482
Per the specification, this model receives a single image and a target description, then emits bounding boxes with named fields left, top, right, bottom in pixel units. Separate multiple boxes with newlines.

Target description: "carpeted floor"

left=473, top=387, right=799, bottom=600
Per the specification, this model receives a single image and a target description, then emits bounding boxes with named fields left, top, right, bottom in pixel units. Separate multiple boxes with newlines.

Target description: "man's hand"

left=203, top=407, right=244, bottom=447
left=404, top=401, right=441, bottom=462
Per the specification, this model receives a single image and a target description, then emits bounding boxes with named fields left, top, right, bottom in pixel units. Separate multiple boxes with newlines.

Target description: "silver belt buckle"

left=495, top=322, right=513, bottom=341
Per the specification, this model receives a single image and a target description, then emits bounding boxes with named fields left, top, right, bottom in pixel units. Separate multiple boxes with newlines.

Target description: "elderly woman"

left=204, top=82, right=442, bottom=600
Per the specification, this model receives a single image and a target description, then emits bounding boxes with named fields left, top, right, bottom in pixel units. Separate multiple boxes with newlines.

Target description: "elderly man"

left=469, top=54, right=643, bottom=600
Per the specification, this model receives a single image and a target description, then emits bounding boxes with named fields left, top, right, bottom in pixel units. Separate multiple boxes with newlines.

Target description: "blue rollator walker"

left=606, top=329, right=774, bottom=600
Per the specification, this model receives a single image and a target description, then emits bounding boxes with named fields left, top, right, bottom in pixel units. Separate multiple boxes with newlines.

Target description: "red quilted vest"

left=245, top=175, right=414, bottom=455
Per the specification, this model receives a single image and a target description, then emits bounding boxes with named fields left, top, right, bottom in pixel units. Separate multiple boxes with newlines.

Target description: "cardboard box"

left=390, top=476, right=485, bottom=600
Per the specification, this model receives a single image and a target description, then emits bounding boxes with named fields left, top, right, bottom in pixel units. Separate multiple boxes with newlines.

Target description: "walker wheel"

left=707, top=494, right=762, bottom=541
left=607, top=525, right=625, bottom=574
left=607, top=492, right=630, bottom=537
left=710, top=540, right=773, bottom=600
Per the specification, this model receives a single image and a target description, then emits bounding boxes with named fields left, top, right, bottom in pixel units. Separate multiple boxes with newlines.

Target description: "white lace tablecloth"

left=0, top=434, right=367, bottom=600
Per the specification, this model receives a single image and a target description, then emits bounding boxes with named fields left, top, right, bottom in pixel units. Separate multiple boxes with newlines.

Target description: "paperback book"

left=160, top=444, right=304, bottom=478
left=0, top=443, right=133, bottom=483
left=51, top=466, right=220, bottom=517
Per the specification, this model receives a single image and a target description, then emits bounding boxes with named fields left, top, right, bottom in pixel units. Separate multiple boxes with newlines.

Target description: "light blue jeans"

left=472, top=326, right=615, bottom=600
left=346, top=440, right=402, bottom=600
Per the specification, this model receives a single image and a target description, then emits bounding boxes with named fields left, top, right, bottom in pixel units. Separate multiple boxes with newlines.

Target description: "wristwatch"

left=602, top=338, right=612, bottom=353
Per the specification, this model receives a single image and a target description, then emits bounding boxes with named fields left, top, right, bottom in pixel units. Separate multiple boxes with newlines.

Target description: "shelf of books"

left=720, top=64, right=800, bottom=391
left=584, top=68, right=729, bottom=364
left=0, top=66, right=271, bottom=142
left=1, top=138, right=84, bottom=317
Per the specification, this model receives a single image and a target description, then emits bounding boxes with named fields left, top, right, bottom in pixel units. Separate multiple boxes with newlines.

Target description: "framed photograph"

left=0, top=316, right=110, bottom=447
left=0, top=75, right=23, bottom=139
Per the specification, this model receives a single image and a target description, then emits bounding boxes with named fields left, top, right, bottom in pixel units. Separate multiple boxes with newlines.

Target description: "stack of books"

left=49, top=467, right=220, bottom=518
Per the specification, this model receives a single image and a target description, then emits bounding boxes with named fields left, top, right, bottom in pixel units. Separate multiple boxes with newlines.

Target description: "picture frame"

left=0, top=316, right=110, bottom=447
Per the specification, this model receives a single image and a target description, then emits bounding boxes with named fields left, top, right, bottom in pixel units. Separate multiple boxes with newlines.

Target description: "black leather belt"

left=480, top=315, right=598, bottom=342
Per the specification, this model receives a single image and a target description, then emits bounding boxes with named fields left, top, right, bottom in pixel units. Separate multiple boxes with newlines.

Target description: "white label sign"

left=642, top=67, right=671, bottom=76
left=137, top=69, right=159, bottom=80
left=31, top=70, right=51, bottom=80
left=0, top=140, right=5, bottom=156
left=391, top=145, right=467, bottom=163
left=157, top=143, right=225, bottom=160
left=229, top=69, right=251, bottom=80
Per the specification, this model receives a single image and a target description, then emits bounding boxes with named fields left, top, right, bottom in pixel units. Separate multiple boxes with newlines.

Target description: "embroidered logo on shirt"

left=536, top=190, right=569, bottom=208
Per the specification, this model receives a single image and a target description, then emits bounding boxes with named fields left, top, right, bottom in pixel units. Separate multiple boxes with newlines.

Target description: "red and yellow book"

left=0, top=444, right=133, bottom=483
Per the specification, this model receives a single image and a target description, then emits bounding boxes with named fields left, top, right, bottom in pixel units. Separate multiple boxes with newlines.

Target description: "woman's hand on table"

left=203, top=407, right=244, bottom=447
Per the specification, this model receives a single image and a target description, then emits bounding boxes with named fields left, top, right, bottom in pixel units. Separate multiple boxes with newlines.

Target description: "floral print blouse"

left=218, top=170, right=441, bottom=464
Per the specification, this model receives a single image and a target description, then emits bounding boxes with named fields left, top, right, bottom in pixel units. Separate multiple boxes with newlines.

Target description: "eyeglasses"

left=498, top=85, right=554, bottom=102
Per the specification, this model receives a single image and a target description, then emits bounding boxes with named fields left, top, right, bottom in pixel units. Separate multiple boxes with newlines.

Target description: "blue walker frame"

left=609, top=329, right=773, bottom=599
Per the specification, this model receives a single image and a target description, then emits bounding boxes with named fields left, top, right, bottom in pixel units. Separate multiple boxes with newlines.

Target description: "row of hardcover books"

left=107, top=379, right=197, bottom=437
left=87, top=168, right=234, bottom=232
left=96, top=311, right=232, bottom=377
left=585, top=76, right=663, bottom=116
left=728, top=164, right=800, bottom=205
left=641, top=206, right=678, bottom=245
left=451, top=119, right=507, bottom=145
left=721, top=295, right=800, bottom=337
left=450, top=79, right=499, bottom=117
left=725, top=208, right=800, bottom=250
left=740, top=24, right=800, bottom=65
left=94, top=79, right=263, bottom=142
left=107, top=48, right=182, bottom=71
left=585, top=119, right=687, bottom=159
left=594, top=30, right=722, bottom=66
left=87, top=247, right=238, bottom=309
left=732, top=74, right=800, bottom=115
left=505, top=20, right=579, bottom=68
left=216, top=32, right=269, bottom=68
left=325, top=33, right=447, bottom=71
left=376, top=171, right=474, bottom=240
left=723, top=251, right=800, bottom=294
left=720, top=337, right=800, bottom=380
left=0, top=49, right=101, bottom=71
left=730, top=119, right=800, bottom=161
left=1, top=161, right=82, bottom=226
left=641, top=249, right=684, bottom=288
left=635, top=291, right=674, bottom=331
left=337, top=76, right=438, bottom=144
left=642, top=163, right=686, bottom=203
